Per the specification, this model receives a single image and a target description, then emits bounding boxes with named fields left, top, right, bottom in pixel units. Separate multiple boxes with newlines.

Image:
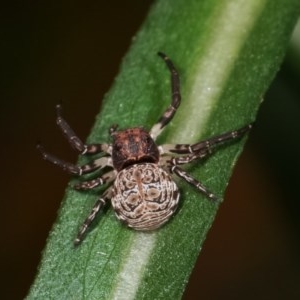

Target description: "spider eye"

left=114, top=143, right=122, bottom=151
left=146, top=136, right=153, bottom=143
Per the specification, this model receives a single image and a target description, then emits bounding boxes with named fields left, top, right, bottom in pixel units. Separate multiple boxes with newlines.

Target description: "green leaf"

left=27, top=0, right=300, bottom=299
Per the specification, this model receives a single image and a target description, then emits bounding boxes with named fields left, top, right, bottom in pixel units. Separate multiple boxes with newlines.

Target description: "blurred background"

left=1, top=2, right=300, bottom=299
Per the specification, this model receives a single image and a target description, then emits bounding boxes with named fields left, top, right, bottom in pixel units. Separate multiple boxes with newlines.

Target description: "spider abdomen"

left=111, top=163, right=180, bottom=230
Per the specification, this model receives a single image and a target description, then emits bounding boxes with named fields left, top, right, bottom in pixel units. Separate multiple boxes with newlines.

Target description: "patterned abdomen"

left=111, top=163, right=180, bottom=230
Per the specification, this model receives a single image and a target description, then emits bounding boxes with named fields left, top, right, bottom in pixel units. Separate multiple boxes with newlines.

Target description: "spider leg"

left=159, top=123, right=253, bottom=155
left=161, top=124, right=253, bottom=200
left=73, top=170, right=117, bottom=190
left=159, top=151, right=210, bottom=169
left=56, top=104, right=111, bottom=155
left=37, top=143, right=112, bottom=175
left=150, top=52, right=181, bottom=140
left=171, top=151, right=209, bottom=165
left=74, top=187, right=112, bottom=246
left=190, top=123, right=253, bottom=153
left=170, top=165, right=219, bottom=201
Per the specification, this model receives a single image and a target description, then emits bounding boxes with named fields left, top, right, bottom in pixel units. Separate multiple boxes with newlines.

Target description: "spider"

left=37, top=52, right=252, bottom=246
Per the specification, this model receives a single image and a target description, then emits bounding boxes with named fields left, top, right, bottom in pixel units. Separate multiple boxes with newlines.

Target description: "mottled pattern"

left=112, top=163, right=179, bottom=230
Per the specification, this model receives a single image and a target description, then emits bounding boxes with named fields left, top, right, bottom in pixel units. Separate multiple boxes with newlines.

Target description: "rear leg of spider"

left=73, top=170, right=117, bottom=190
left=170, top=165, right=219, bottom=201
left=74, top=187, right=112, bottom=246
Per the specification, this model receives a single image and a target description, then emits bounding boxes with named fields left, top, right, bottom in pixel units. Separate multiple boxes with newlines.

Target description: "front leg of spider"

left=38, top=52, right=253, bottom=246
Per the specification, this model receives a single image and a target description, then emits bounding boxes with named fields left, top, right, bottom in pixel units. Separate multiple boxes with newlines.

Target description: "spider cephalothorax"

left=38, top=52, right=252, bottom=245
left=111, top=127, right=159, bottom=171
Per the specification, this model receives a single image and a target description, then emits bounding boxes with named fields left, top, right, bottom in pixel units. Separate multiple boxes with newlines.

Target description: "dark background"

left=1, top=2, right=300, bottom=299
